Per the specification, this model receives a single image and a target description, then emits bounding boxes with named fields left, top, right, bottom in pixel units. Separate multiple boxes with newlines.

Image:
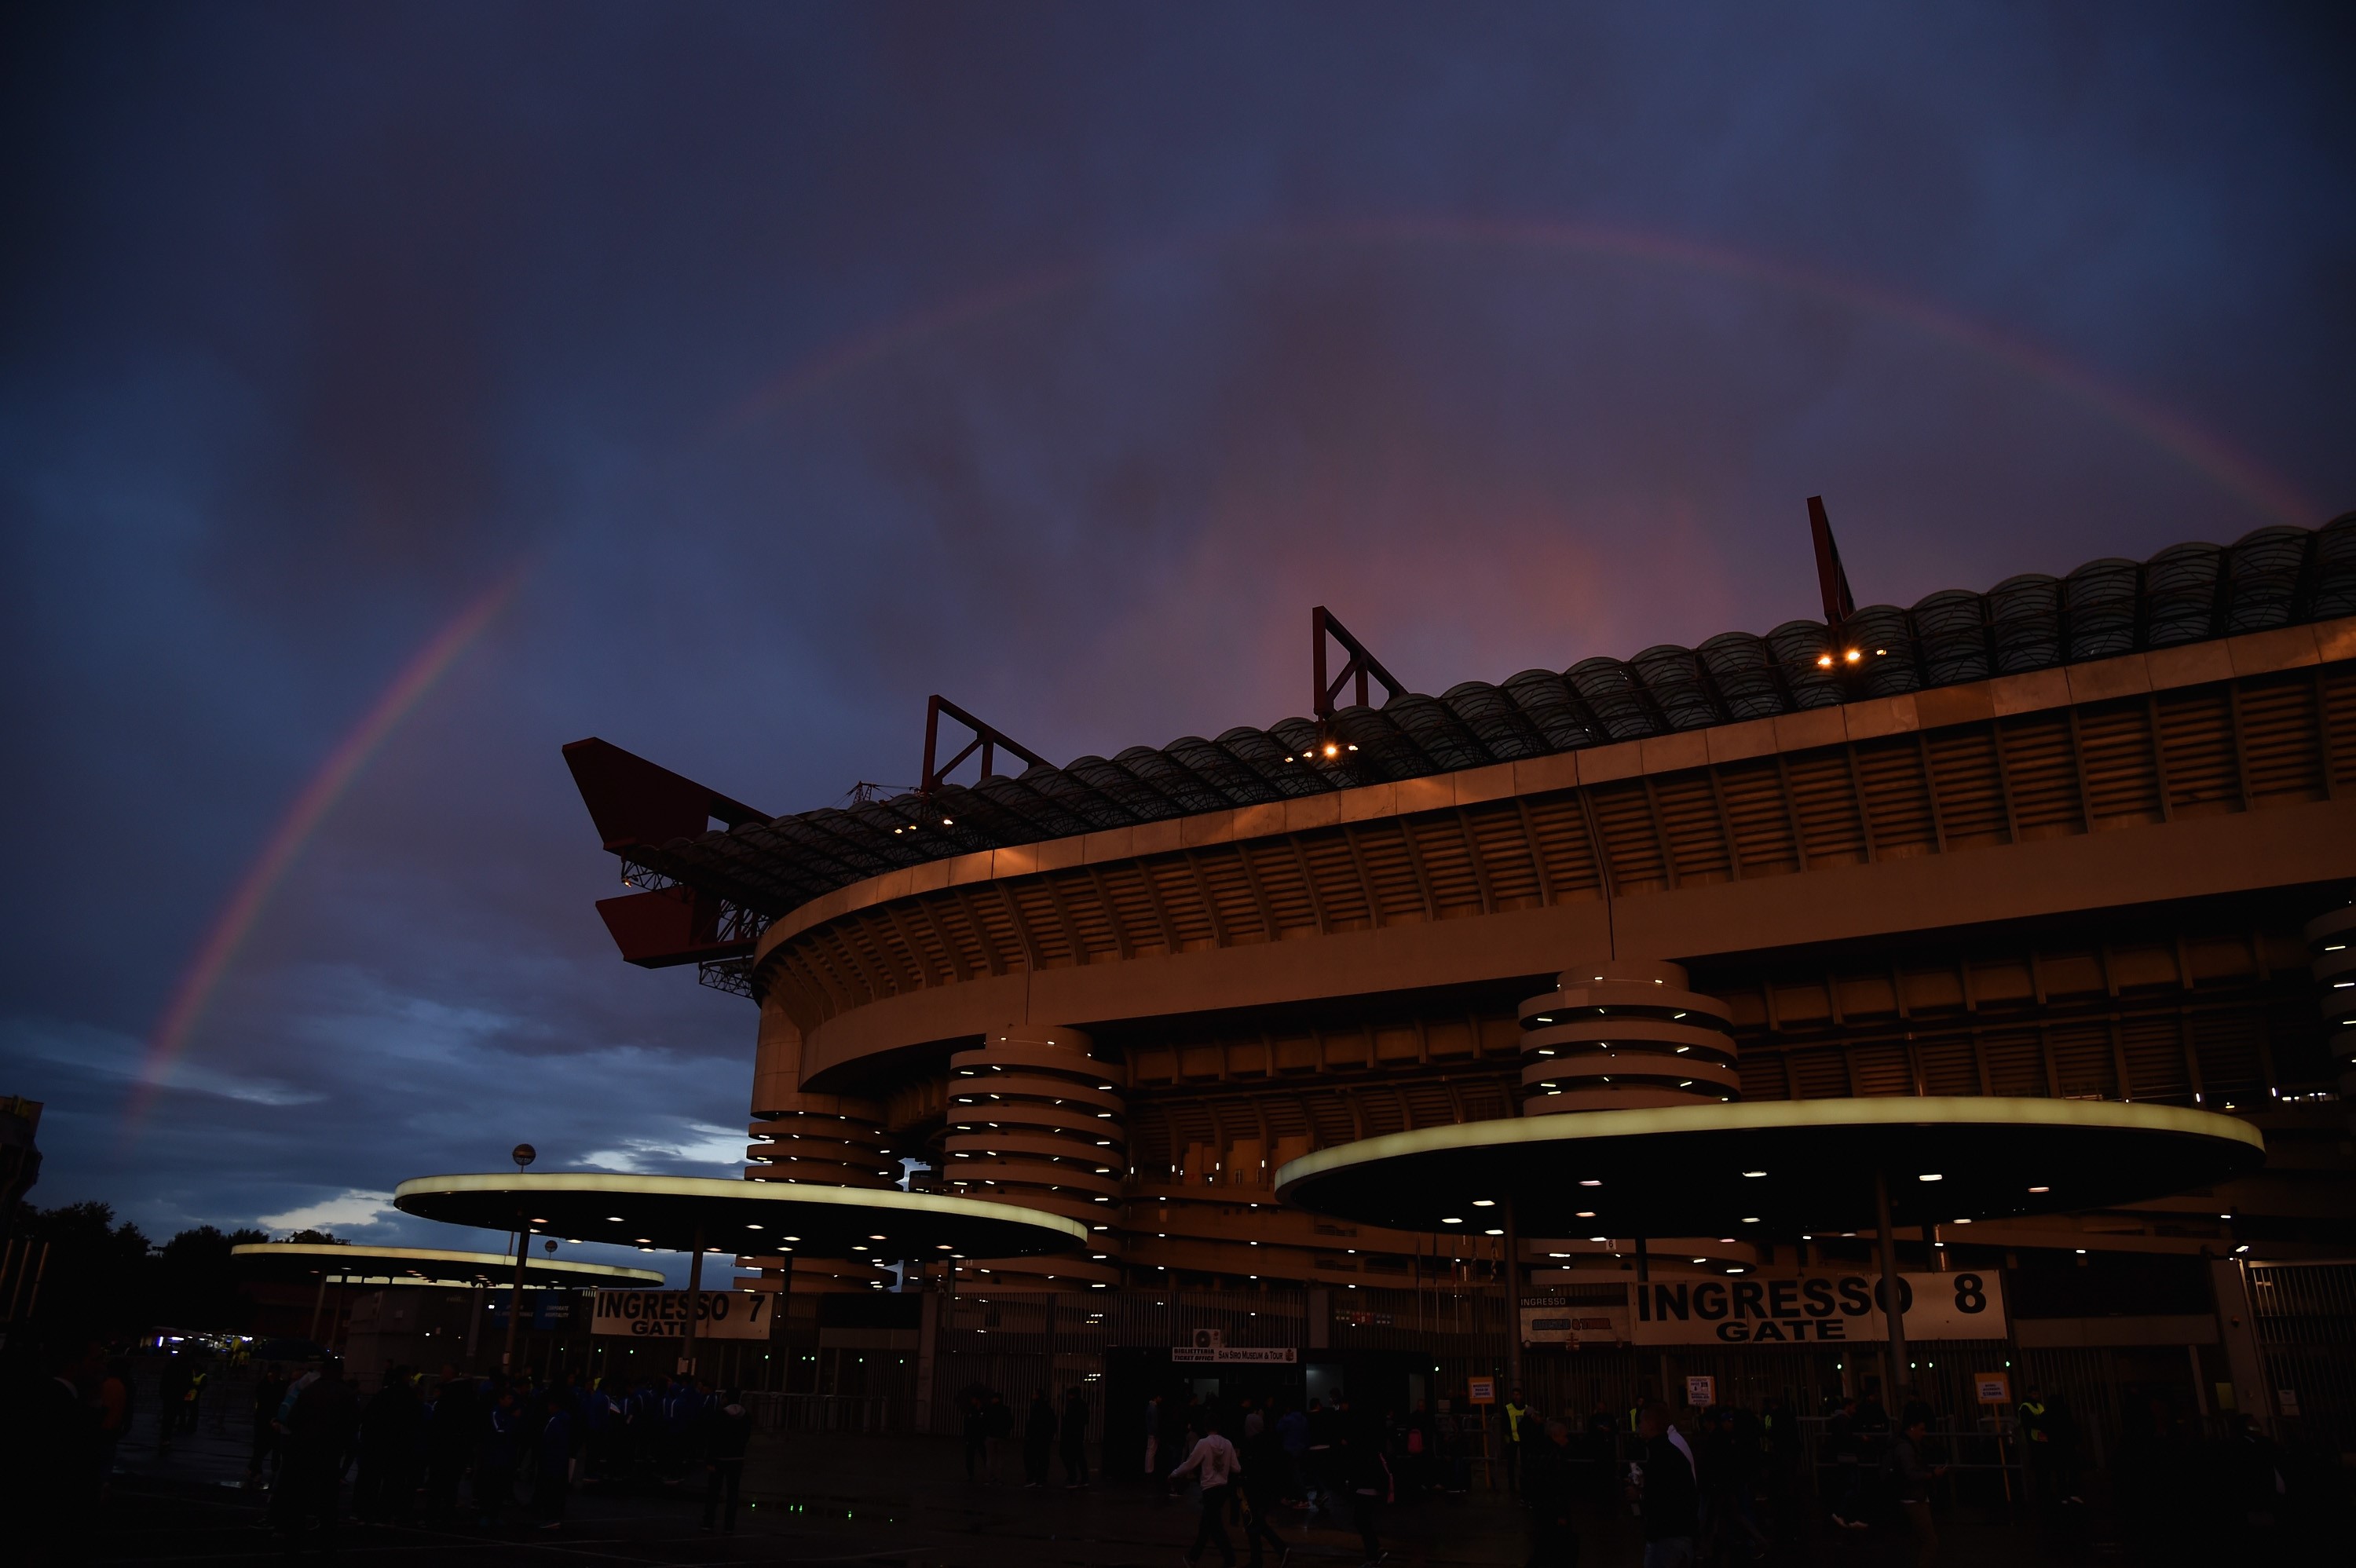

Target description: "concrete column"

left=2210, top=1258, right=2274, bottom=1437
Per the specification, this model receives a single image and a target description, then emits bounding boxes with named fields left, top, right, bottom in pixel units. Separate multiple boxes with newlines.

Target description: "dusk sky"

left=5, top=4, right=2351, bottom=1283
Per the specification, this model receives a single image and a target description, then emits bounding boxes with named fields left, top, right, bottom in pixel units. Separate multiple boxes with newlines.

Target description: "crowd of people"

left=243, top=1358, right=759, bottom=1541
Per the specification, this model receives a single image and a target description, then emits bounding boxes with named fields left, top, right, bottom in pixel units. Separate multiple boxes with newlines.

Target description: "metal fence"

left=2244, top=1260, right=2356, bottom=1451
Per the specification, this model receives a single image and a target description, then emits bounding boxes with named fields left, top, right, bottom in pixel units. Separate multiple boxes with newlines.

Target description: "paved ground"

left=82, top=1398, right=2215, bottom=1567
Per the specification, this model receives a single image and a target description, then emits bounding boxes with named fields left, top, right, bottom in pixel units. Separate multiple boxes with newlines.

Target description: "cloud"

left=577, top=1123, right=749, bottom=1175
left=258, top=1189, right=398, bottom=1233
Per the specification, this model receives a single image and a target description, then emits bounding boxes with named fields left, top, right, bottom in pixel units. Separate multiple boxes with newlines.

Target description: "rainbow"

left=126, top=565, right=526, bottom=1131
left=719, top=217, right=2317, bottom=529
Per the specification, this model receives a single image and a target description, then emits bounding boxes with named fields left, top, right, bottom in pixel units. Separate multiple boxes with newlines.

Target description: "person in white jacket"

left=1169, top=1417, right=1241, bottom=1566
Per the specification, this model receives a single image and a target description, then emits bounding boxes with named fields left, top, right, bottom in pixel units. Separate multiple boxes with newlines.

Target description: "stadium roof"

left=573, top=517, right=2354, bottom=928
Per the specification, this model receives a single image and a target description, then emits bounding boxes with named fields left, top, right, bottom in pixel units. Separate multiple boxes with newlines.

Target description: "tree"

left=7, top=1201, right=153, bottom=1340
left=153, top=1224, right=271, bottom=1330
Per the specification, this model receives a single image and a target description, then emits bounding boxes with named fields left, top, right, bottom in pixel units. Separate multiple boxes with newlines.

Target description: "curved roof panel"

left=638, top=516, right=2356, bottom=918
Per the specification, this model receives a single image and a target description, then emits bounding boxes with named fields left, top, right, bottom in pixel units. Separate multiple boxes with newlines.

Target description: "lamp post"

left=501, top=1143, right=536, bottom=1374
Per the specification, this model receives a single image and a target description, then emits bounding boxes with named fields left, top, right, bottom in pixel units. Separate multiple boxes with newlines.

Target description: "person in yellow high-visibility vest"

left=1502, top=1387, right=1530, bottom=1496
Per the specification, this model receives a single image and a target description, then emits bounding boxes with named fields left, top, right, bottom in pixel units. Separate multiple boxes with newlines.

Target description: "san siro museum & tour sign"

left=1522, top=1272, right=2005, bottom=1347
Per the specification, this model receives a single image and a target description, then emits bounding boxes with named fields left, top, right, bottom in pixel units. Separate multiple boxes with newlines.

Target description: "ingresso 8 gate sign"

left=1625, top=1272, right=2005, bottom=1345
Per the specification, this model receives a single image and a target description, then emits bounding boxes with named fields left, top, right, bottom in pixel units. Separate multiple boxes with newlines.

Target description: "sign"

left=1467, top=1376, right=1496, bottom=1405
left=1520, top=1297, right=1630, bottom=1346
left=1975, top=1372, right=2012, bottom=1405
left=1173, top=1346, right=1297, bottom=1364
left=2277, top=1388, right=2299, bottom=1416
left=1187, top=1328, right=1225, bottom=1351
left=592, top=1290, right=774, bottom=1341
left=1685, top=1375, right=1717, bottom=1408
left=1336, top=1310, right=1395, bottom=1328
left=1630, top=1272, right=2003, bottom=1345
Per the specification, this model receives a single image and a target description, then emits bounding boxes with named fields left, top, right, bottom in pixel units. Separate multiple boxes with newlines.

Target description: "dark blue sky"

left=5, top=3, right=2351, bottom=1281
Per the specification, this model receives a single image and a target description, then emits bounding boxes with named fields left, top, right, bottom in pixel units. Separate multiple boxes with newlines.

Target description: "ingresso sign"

left=591, top=1289, right=776, bottom=1341
left=1630, top=1272, right=2003, bottom=1345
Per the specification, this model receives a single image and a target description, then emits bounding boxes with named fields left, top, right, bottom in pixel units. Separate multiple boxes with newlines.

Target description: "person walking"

left=531, top=1389, right=573, bottom=1531
left=475, top=1383, right=521, bottom=1528
left=987, top=1391, right=1015, bottom=1475
left=1275, top=1399, right=1308, bottom=1502
left=275, top=1358, right=360, bottom=1543
left=93, top=1355, right=134, bottom=1497
left=1888, top=1413, right=1946, bottom=1566
left=1143, top=1392, right=1165, bottom=1476
left=1023, top=1390, right=1059, bottom=1489
left=155, top=1354, right=190, bottom=1457
left=245, top=1365, right=287, bottom=1492
left=964, top=1391, right=991, bottom=1481
left=697, top=1389, right=754, bottom=1533
left=1502, top=1386, right=1530, bottom=1497
left=1523, top=1418, right=1581, bottom=1566
left=424, top=1367, right=477, bottom=1518
left=1169, top=1415, right=1242, bottom=1567
left=1628, top=1401, right=1697, bottom=1568
left=353, top=1367, right=423, bottom=1522
left=1060, top=1387, right=1092, bottom=1486
left=1238, top=1403, right=1292, bottom=1568
left=1338, top=1423, right=1393, bottom=1567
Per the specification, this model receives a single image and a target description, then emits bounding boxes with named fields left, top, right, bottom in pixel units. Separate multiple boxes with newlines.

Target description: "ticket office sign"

left=592, top=1289, right=775, bottom=1340
left=1630, top=1272, right=2003, bottom=1345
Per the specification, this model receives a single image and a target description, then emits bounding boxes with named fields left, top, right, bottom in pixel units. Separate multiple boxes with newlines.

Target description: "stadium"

left=567, top=512, right=2356, bottom=1464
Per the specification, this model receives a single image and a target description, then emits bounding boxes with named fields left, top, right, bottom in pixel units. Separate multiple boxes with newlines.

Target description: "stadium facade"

left=569, top=515, right=2356, bottom=1457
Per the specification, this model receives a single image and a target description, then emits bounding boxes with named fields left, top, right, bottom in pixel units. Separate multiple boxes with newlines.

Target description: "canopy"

left=1274, top=1096, right=2264, bottom=1237
left=392, top=1171, right=1088, bottom=1261
left=230, top=1241, right=664, bottom=1288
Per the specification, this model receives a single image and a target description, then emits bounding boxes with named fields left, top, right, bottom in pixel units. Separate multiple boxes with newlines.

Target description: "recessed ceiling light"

left=1575, top=1211, right=1597, bottom=1219
left=1472, top=1199, right=1496, bottom=1208
left=1579, top=1179, right=1602, bottom=1188
left=1917, top=1173, right=1943, bottom=1182
left=1741, top=1171, right=1766, bottom=1179
left=2028, top=1186, right=2050, bottom=1193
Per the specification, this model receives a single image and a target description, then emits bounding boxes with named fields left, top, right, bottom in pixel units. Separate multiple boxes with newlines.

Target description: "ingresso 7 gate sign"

left=592, top=1289, right=776, bottom=1340
left=1628, top=1272, right=2004, bottom=1345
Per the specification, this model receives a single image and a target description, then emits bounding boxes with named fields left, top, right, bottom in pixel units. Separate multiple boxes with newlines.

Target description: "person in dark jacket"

left=1338, top=1422, right=1393, bottom=1567
left=963, top=1391, right=990, bottom=1480
left=532, top=1391, right=573, bottom=1530
left=276, top=1359, right=361, bottom=1541
left=987, top=1391, right=1015, bottom=1474
left=1629, top=1401, right=1697, bottom=1568
left=424, top=1367, right=477, bottom=1518
left=1059, top=1387, right=1092, bottom=1487
left=475, top=1384, right=521, bottom=1527
left=9, top=1341, right=104, bottom=1565
left=245, top=1366, right=287, bottom=1491
left=1887, top=1413, right=1945, bottom=1566
left=1023, top=1391, right=1058, bottom=1488
left=353, top=1369, right=423, bottom=1522
left=1237, top=1413, right=1291, bottom=1568
left=697, top=1389, right=755, bottom=1533
left=1524, top=1418, right=1582, bottom=1566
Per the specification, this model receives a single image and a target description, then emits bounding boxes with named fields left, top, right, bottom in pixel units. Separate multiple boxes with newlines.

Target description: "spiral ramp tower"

left=740, top=1012, right=901, bottom=1292
left=2309, top=901, right=2356, bottom=1141
left=1518, top=960, right=1740, bottom=1113
left=939, top=1025, right=1124, bottom=1289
